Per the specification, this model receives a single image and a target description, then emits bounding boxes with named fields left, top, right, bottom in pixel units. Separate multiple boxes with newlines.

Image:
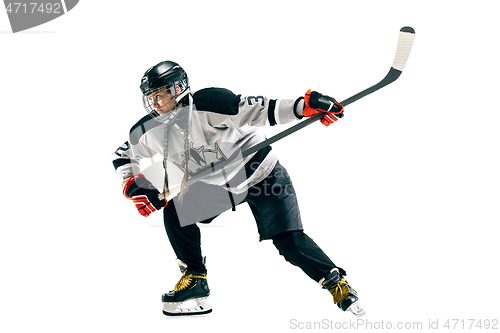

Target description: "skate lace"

left=329, top=278, right=354, bottom=304
left=172, top=271, right=206, bottom=293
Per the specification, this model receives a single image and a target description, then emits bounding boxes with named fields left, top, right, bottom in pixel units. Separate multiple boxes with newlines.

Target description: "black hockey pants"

left=163, top=162, right=343, bottom=282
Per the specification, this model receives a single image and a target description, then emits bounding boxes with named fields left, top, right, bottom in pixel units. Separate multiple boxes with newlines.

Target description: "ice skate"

left=162, top=260, right=212, bottom=316
left=320, top=268, right=366, bottom=317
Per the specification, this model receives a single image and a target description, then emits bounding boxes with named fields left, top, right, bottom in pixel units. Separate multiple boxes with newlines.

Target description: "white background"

left=1, top=1, right=499, bottom=332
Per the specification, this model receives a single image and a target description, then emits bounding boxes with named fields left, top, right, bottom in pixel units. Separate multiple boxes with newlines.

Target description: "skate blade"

left=163, top=297, right=212, bottom=316
left=347, top=301, right=366, bottom=317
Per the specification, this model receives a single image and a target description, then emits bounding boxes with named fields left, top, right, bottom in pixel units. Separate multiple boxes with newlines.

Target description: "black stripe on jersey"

left=129, top=114, right=163, bottom=145
left=268, top=99, right=277, bottom=126
left=113, top=141, right=131, bottom=156
left=293, top=97, right=304, bottom=119
left=192, top=88, right=240, bottom=115
left=113, top=158, right=139, bottom=170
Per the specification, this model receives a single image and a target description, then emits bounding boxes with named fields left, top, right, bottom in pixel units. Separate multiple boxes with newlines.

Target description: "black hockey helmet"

left=140, top=61, right=189, bottom=95
left=140, top=61, right=190, bottom=118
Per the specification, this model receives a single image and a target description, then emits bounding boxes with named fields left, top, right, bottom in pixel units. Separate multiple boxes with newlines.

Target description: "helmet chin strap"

left=156, top=88, right=192, bottom=124
left=174, top=87, right=190, bottom=104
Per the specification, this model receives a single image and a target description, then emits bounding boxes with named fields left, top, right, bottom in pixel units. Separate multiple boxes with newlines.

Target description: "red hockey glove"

left=123, top=174, right=167, bottom=217
left=303, top=90, right=344, bottom=127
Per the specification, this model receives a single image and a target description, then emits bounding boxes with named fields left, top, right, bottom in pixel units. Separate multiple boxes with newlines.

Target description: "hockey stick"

left=242, top=26, right=416, bottom=157
left=159, top=27, right=415, bottom=200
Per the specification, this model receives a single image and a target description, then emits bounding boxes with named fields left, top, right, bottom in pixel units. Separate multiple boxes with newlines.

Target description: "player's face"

left=147, top=87, right=176, bottom=115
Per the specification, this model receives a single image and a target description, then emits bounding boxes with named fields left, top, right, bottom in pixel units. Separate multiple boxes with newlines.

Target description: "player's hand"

left=303, top=90, right=344, bottom=127
left=123, top=174, right=167, bottom=217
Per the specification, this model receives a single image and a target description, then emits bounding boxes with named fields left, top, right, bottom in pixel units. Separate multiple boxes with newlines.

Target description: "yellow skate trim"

left=172, top=271, right=207, bottom=293
left=324, top=278, right=356, bottom=304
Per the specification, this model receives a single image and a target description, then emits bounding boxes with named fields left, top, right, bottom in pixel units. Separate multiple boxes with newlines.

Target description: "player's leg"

left=246, top=161, right=365, bottom=316
left=163, top=200, right=209, bottom=273
left=271, top=230, right=343, bottom=282
left=163, top=179, right=246, bottom=271
left=161, top=181, right=245, bottom=316
left=270, top=230, right=364, bottom=315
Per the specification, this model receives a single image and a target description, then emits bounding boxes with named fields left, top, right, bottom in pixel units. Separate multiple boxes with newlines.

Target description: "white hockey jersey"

left=112, top=88, right=304, bottom=194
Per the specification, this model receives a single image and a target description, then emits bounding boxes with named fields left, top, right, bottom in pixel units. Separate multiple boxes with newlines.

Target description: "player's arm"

left=112, top=116, right=167, bottom=217
left=193, top=88, right=304, bottom=128
left=193, top=87, right=342, bottom=128
left=112, top=141, right=142, bottom=186
left=112, top=140, right=167, bottom=217
left=238, top=89, right=345, bottom=127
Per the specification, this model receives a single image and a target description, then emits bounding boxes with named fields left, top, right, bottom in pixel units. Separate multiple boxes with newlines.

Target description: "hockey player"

left=112, top=61, right=365, bottom=317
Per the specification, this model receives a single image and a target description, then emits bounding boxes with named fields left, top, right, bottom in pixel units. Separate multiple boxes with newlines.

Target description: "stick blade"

left=391, top=26, right=416, bottom=72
